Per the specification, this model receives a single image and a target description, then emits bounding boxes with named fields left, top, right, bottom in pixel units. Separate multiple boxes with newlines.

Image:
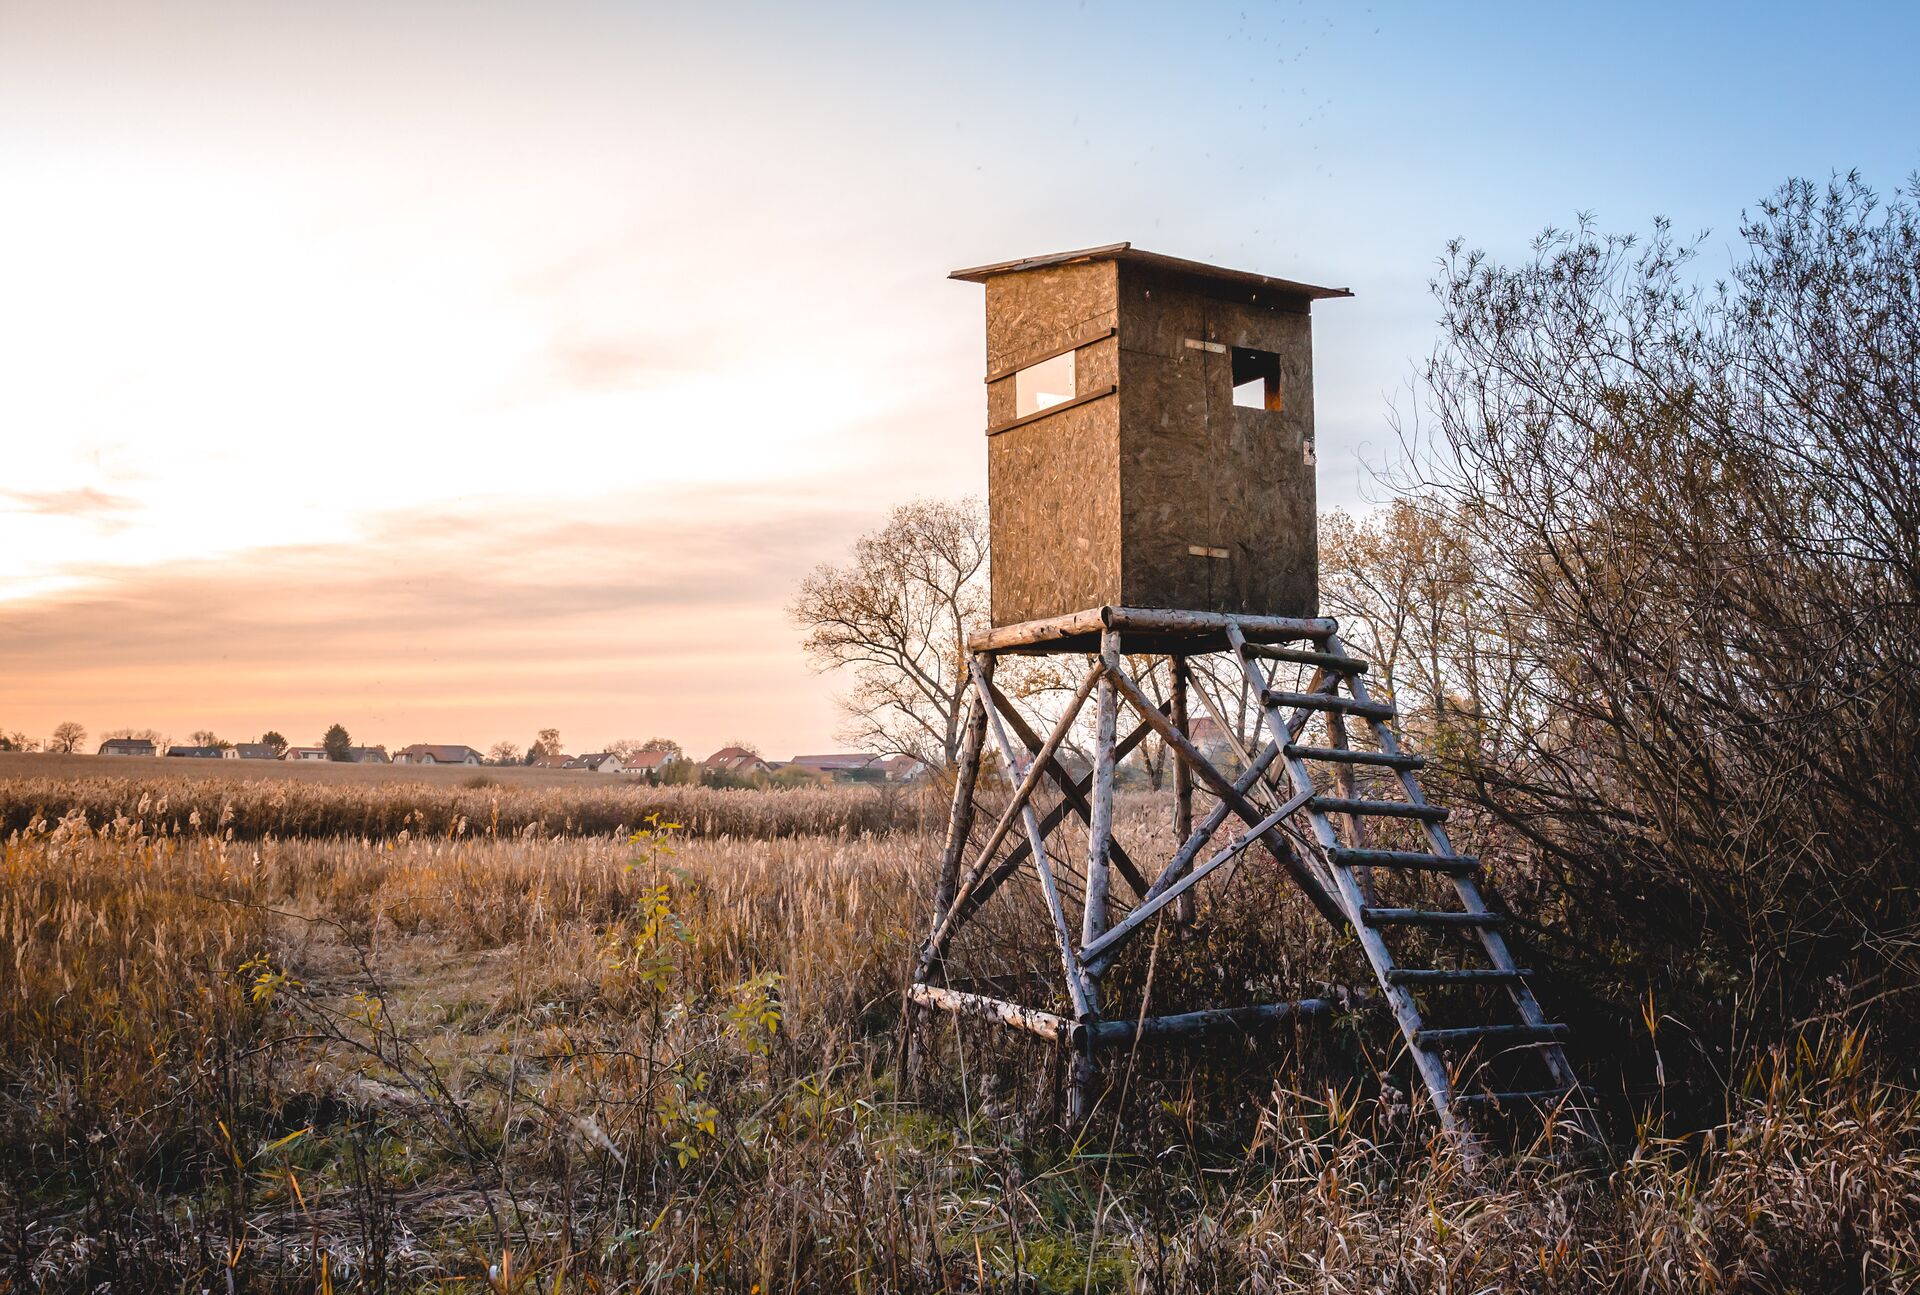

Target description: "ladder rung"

left=1285, top=744, right=1423, bottom=770
left=1262, top=690, right=1396, bottom=719
left=1387, top=967, right=1531, bottom=985
left=1415, top=1023, right=1570, bottom=1046
left=1362, top=907, right=1507, bottom=928
left=1310, top=796, right=1449, bottom=822
left=1332, top=847, right=1478, bottom=873
left=1242, top=644, right=1367, bottom=673
left=1454, top=1087, right=1578, bottom=1107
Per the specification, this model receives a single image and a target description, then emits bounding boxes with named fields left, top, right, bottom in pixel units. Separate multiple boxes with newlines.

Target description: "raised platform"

left=967, top=605, right=1336, bottom=656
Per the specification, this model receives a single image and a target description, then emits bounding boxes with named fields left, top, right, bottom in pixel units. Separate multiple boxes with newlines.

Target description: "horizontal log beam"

left=967, top=606, right=1338, bottom=655
left=906, top=984, right=1074, bottom=1043
left=906, top=985, right=1337, bottom=1049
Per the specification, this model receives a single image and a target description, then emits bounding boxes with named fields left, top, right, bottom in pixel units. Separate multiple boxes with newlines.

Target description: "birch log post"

left=1171, top=657, right=1195, bottom=924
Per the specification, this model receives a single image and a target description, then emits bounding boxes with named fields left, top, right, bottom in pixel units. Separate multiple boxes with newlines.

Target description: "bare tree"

left=49, top=721, right=86, bottom=754
left=610, top=736, right=682, bottom=762
left=488, top=740, right=523, bottom=765
left=1372, top=173, right=1920, bottom=1104
left=528, top=728, right=563, bottom=761
left=790, top=498, right=989, bottom=769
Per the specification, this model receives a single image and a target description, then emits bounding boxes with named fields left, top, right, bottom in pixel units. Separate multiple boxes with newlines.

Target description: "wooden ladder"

left=1220, top=620, right=1592, bottom=1139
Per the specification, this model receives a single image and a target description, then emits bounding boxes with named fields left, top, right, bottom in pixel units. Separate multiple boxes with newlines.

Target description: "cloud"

left=0, top=486, right=873, bottom=755
left=1, top=487, right=138, bottom=519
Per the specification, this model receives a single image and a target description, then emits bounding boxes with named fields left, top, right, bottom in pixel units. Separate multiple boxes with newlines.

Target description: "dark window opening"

left=1230, top=346, right=1283, bottom=411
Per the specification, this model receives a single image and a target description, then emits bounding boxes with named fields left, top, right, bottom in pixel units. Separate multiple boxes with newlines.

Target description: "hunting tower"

left=906, top=244, right=1592, bottom=1145
left=953, top=243, right=1348, bottom=627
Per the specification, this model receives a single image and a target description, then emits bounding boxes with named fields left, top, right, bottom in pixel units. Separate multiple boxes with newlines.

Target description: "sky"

left=3, top=1, right=1915, bottom=759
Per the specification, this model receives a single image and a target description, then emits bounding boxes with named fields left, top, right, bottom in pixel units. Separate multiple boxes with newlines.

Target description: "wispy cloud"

left=0, top=488, right=870, bottom=756
left=1, top=487, right=138, bottom=519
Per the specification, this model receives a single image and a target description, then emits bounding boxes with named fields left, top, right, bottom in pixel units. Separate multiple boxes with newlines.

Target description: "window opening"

left=1230, top=346, right=1283, bottom=411
left=1014, top=350, right=1076, bottom=418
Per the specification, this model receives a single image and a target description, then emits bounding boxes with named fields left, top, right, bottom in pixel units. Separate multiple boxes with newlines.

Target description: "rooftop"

left=948, top=242, right=1352, bottom=300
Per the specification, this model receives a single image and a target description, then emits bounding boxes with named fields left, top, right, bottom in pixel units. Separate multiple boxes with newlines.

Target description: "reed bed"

left=3, top=796, right=1917, bottom=1291
left=0, top=772, right=928, bottom=841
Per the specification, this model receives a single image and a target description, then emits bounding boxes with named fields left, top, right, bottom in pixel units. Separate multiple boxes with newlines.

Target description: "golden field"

left=2, top=766, right=1917, bottom=1292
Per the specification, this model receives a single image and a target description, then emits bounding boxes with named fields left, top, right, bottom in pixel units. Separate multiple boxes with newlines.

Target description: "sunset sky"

left=4, top=1, right=1915, bottom=758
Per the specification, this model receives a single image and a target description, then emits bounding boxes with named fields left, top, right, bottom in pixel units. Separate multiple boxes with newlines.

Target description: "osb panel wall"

left=1116, top=271, right=1212, bottom=612
left=982, top=261, right=1119, bottom=377
left=974, top=258, right=1318, bottom=626
left=988, top=398, right=1122, bottom=625
left=1115, top=266, right=1317, bottom=618
left=983, top=261, right=1124, bottom=627
left=1203, top=292, right=1317, bottom=618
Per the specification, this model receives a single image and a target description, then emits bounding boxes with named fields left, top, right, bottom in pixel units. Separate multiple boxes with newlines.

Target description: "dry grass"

left=3, top=781, right=1917, bottom=1291
left=0, top=756, right=930, bottom=840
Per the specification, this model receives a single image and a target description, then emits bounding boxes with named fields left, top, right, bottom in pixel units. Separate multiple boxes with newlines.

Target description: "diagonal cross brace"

left=980, top=675, right=1152, bottom=901
left=1103, top=661, right=1349, bottom=930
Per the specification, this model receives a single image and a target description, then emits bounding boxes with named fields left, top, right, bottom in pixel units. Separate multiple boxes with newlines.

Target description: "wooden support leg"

left=1070, top=630, right=1121, bottom=1126
left=1171, top=657, right=1196, bottom=925
left=932, top=673, right=991, bottom=923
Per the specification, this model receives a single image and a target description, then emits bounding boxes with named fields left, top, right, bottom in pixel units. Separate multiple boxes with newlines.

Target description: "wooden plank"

left=949, top=242, right=1352, bottom=300
left=1242, top=644, right=1367, bottom=672
left=1285, top=745, right=1424, bottom=770
left=984, top=384, right=1117, bottom=438
left=983, top=326, right=1116, bottom=384
left=1261, top=690, right=1395, bottom=719
left=1330, top=847, right=1479, bottom=873
left=1308, top=796, right=1450, bottom=822
left=968, top=609, right=1110, bottom=654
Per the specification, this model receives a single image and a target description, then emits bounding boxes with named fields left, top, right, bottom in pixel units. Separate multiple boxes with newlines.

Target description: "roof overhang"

left=949, top=242, right=1352, bottom=300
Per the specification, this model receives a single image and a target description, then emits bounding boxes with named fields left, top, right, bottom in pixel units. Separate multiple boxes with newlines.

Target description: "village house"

left=393, top=744, right=484, bottom=766
left=529, top=753, right=574, bottom=769
left=564, top=752, right=624, bottom=773
left=703, top=746, right=772, bottom=777
left=347, top=746, right=390, bottom=764
left=98, top=737, right=158, bottom=757
left=877, top=754, right=929, bottom=782
left=283, top=747, right=329, bottom=761
left=231, top=743, right=279, bottom=760
left=621, top=748, right=681, bottom=777
left=167, top=745, right=236, bottom=760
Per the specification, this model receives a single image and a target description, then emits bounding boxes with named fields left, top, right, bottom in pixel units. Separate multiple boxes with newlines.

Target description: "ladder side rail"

left=1224, top=621, right=1463, bottom=1135
left=1330, top=634, right=1588, bottom=1104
